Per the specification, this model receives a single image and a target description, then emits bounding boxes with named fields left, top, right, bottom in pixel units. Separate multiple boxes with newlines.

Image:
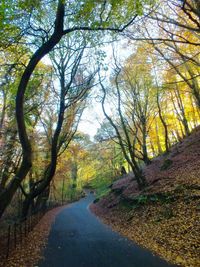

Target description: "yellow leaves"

left=1, top=206, right=65, bottom=267
left=91, top=111, right=200, bottom=267
left=93, top=194, right=200, bottom=267
left=176, top=256, right=184, bottom=265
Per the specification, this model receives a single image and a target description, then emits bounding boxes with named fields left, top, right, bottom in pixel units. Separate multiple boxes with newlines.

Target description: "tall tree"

left=21, top=35, right=96, bottom=217
left=0, top=0, right=155, bottom=218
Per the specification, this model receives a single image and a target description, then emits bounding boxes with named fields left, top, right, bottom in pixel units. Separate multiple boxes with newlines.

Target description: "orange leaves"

left=1, top=206, right=65, bottom=267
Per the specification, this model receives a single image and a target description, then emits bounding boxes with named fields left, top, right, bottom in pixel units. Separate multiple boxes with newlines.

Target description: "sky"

left=78, top=39, right=133, bottom=139
left=78, top=101, right=103, bottom=138
left=42, top=37, right=131, bottom=139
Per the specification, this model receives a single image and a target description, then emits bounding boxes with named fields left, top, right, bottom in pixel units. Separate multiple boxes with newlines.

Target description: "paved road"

left=38, top=194, right=176, bottom=267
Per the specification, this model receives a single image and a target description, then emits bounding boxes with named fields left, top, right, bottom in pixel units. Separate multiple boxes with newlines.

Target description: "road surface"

left=38, top=193, right=176, bottom=267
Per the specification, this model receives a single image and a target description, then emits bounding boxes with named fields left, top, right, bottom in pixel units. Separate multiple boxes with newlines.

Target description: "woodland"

left=0, top=1, right=200, bottom=261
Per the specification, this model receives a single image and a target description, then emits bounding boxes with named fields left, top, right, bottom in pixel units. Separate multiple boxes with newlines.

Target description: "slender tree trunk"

left=154, top=45, right=200, bottom=109
left=141, top=120, right=151, bottom=165
left=156, top=91, right=169, bottom=152
left=35, top=186, right=50, bottom=212
left=0, top=130, right=17, bottom=190
left=101, top=81, right=146, bottom=189
left=0, top=1, right=65, bottom=219
left=149, top=138, right=156, bottom=157
left=0, top=91, right=7, bottom=139
left=189, top=94, right=198, bottom=127
left=174, top=87, right=190, bottom=136
left=155, top=119, right=163, bottom=154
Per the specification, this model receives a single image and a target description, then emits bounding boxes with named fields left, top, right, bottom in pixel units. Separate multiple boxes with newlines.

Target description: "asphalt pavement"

left=38, top=193, right=176, bottom=267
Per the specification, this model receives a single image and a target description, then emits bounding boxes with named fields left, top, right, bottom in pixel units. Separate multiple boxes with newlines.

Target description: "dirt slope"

left=91, top=128, right=200, bottom=267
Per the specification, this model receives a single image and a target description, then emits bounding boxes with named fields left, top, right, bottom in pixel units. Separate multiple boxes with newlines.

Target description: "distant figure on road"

left=121, top=166, right=127, bottom=176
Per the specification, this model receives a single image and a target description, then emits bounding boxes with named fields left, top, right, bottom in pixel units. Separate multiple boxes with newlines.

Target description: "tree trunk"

left=0, top=1, right=65, bottom=219
left=141, top=120, right=151, bottom=165
left=34, top=186, right=50, bottom=213
left=156, top=91, right=169, bottom=153
left=155, top=119, right=163, bottom=154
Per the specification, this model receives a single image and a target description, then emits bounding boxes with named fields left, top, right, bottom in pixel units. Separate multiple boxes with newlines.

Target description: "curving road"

left=38, top=193, right=176, bottom=267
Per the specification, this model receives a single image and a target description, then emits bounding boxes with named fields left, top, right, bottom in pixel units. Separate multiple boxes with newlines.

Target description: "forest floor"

left=0, top=206, right=66, bottom=267
left=90, top=127, right=200, bottom=267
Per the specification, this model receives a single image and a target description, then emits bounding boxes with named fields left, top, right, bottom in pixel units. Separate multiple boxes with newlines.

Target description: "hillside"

left=91, top=127, right=200, bottom=267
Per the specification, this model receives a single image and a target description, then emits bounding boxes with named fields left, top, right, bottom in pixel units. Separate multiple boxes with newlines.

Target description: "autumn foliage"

left=91, top=127, right=200, bottom=267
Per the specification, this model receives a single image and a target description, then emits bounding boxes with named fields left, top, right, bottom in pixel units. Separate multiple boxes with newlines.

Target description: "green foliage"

left=94, top=120, right=116, bottom=142
left=65, top=0, right=157, bottom=33
left=121, top=192, right=175, bottom=212
left=89, top=176, right=112, bottom=198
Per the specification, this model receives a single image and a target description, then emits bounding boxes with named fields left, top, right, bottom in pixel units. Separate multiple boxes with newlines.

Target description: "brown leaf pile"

left=91, top=199, right=200, bottom=267
left=91, top=128, right=200, bottom=267
left=0, top=206, right=66, bottom=267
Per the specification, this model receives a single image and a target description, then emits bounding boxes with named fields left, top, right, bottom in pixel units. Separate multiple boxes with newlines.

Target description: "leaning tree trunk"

left=0, top=1, right=65, bottom=219
left=34, top=186, right=50, bottom=213
left=21, top=90, right=66, bottom=218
